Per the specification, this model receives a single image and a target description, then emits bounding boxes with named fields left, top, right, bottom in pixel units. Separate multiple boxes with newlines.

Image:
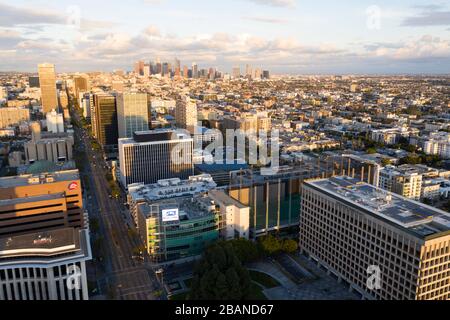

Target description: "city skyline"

left=0, top=0, right=449, bottom=74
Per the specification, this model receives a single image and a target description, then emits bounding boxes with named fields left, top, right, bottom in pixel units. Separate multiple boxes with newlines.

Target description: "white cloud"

left=244, top=0, right=296, bottom=8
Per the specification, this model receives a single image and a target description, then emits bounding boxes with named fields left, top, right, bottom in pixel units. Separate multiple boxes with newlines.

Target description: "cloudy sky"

left=0, top=0, right=449, bottom=74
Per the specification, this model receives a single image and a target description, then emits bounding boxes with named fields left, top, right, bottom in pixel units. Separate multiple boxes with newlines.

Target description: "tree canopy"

left=188, top=241, right=251, bottom=300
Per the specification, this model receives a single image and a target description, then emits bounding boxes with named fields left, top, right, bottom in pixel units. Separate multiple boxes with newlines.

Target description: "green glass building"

left=136, top=195, right=223, bottom=263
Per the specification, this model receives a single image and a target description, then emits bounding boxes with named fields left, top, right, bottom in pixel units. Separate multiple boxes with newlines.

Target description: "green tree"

left=381, top=158, right=391, bottom=166
left=229, top=238, right=260, bottom=263
left=282, top=239, right=298, bottom=253
left=189, top=241, right=251, bottom=300
left=258, top=234, right=282, bottom=256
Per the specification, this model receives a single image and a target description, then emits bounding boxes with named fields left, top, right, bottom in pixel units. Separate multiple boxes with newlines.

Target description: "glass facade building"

left=136, top=195, right=223, bottom=263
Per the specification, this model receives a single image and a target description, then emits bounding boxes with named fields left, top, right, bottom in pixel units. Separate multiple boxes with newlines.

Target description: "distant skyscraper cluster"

left=132, top=58, right=270, bottom=80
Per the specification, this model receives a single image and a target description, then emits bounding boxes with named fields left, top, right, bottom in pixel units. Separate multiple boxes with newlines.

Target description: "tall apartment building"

left=379, top=165, right=423, bottom=201
left=92, top=93, right=118, bottom=151
left=423, top=132, right=450, bottom=159
left=300, top=176, right=450, bottom=300
left=119, top=130, right=194, bottom=188
left=0, top=107, right=30, bottom=128
left=176, top=96, right=197, bottom=134
left=117, top=92, right=150, bottom=138
left=38, top=63, right=58, bottom=114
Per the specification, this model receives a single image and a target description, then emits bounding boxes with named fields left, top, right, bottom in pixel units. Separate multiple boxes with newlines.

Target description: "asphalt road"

left=71, top=106, right=165, bottom=300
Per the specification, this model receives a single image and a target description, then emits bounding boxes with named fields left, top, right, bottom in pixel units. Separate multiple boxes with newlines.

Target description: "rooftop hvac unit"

left=28, top=177, right=40, bottom=184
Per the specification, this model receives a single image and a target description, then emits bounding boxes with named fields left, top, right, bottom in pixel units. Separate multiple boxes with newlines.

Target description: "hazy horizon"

left=0, top=0, right=449, bottom=74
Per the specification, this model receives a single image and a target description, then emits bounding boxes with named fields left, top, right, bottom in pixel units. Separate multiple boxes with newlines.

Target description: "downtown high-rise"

left=38, top=63, right=58, bottom=114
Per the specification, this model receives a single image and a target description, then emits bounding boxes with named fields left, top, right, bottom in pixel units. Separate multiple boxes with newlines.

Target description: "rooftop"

left=0, top=169, right=80, bottom=189
left=306, top=176, right=450, bottom=239
left=129, top=175, right=216, bottom=202
left=138, top=194, right=217, bottom=222
left=0, top=228, right=90, bottom=262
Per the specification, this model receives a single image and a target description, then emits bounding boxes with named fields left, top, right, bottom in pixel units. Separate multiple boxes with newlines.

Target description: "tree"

left=188, top=241, right=251, bottom=300
left=229, top=238, right=260, bottom=263
left=282, top=239, right=298, bottom=253
left=258, top=234, right=282, bottom=256
left=381, top=158, right=391, bottom=167
left=367, top=147, right=377, bottom=154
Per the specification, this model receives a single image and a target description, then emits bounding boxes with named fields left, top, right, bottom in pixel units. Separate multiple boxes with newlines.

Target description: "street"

left=71, top=106, right=165, bottom=300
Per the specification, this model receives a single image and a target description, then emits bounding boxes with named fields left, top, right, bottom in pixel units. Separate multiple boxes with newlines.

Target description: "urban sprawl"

left=0, top=60, right=449, bottom=300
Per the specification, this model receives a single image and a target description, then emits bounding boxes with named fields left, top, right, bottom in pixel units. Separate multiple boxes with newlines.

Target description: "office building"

left=28, top=76, right=40, bottom=88
left=38, top=63, right=58, bottom=114
left=128, top=174, right=216, bottom=226
left=73, top=76, right=89, bottom=98
left=0, top=170, right=84, bottom=237
left=92, top=93, right=118, bottom=151
left=0, top=107, right=30, bottom=129
left=245, top=64, right=252, bottom=78
left=232, top=66, right=240, bottom=79
left=192, top=63, right=198, bottom=79
left=300, top=176, right=450, bottom=300
left=58, top=90, right=68, bottom=109
left=176, top=96, right=197, bottom=134
left=136, top=194, right=223, bottom=263
left=227, top=165, right=326, bottom=238
left=134, top=60, right=145, bottom=75
left=25, top=122, right=73, bottom=164
left=119, top=130, right=194, bottom=188
left=0, top=228, right=91, bottom=300
left=79, top=93, right=90, bottom=119
left=117, top=92, right=150, bottom=138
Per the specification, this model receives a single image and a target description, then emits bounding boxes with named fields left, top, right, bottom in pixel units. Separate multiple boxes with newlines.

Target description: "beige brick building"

left=300, top=176, right=450, bottom=300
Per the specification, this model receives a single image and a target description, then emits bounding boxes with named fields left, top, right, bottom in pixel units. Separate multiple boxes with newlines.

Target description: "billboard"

left=162, top=208, right=179, bottom=222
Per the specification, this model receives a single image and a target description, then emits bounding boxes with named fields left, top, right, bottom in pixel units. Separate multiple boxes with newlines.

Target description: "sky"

left=0, top=0, right=449, bottom=74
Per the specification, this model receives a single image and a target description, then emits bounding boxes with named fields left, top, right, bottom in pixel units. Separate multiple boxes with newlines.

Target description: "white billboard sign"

left=162, top=208, right=179, bottom=222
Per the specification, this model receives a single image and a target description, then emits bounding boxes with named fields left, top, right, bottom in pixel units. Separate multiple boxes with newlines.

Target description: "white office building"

left=119, top=130, right=194, bottom=188
left=0, top=228, right=91, bottom=300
